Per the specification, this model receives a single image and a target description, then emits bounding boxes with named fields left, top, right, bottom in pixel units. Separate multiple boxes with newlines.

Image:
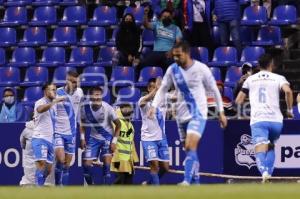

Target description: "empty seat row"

left=0, top=0, right=79, bottom=7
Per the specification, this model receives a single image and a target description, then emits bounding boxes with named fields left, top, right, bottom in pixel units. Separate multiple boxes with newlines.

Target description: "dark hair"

left=173, top=40, right=191, bottom=54
left=258, top=53, right=273, bottom=70
left=67, top=70, right=79, bottom=78
left=147, top=78, right=156, bottom=86
left=3, top=87, right=15, bottom=95
left=119, top=102, right=132, bottom=109
left=88, top=86, right=103, bottom=95
left=42, top=82, right=55, bottom=91
left=159, top=9, right=173, bottom=18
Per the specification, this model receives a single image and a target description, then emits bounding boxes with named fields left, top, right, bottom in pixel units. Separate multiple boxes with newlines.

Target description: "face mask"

left=162, top=17, right=172, bottom=27
left=4, top=96, right=15, bottom=105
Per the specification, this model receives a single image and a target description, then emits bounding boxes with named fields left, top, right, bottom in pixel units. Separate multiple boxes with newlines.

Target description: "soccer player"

left=80, top=87, right=121, bottom=185
left=235, top=53, right=293, bottom=182
left=31, top=83, right=65, bottom=186
left=139, top=78, right=170, bottom=185
left=54, top=70, right=84, bottom=186
left=149, top=41, right=227, bottom=185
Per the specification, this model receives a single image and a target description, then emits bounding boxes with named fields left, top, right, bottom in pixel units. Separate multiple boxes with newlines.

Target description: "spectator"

left=251, top=0, right=272, bottom=18
left=142, top=8, right=183, bottom=70
left=115, top=13, right=141, bottom=67
left=0, top=87, right=26, bottom=123
left=234, top=62, right=253, bottom=98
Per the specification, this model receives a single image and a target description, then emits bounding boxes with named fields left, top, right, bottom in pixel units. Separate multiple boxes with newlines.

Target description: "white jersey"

left=152, top=60, right=224, bottom=123
left=32, top=97, right=57, bottom=143
left=81, top=101, right=118, bottom=141
left=55, top=87, right=84, bottom=136
left=242, top=71, right=289, bottom=125
left=139, top=98, right=167, bottom=141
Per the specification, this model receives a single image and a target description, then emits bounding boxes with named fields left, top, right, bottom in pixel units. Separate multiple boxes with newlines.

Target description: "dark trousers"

left=113, top=172, right=133, bottom=185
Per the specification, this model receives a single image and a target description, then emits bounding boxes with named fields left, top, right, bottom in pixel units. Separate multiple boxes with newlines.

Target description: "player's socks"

left=255, top=152, right=267, bottom=175
left=55, top=162, right=63, bottom=185
left=83, top=164, right=94, bottom=185
left=184, top=150, right=198, bottom=183
left=62, top=166, right=70, bottom=185
left=35, top=168, right=46, bottom=186
left=103, top=164, right=111, bottom=185
left=191, top=161, right=200, bottom=184
left=158, top=168, right=167, bottom=179
left=150, top=173, right=160, bottom=185
left=265, top=149, right=275, bottom=175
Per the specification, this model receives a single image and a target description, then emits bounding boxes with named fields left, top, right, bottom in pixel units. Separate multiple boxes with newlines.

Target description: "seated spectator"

left=115, top=13, right=141, bottom=67
left=0, top=87, right=26, bottom=123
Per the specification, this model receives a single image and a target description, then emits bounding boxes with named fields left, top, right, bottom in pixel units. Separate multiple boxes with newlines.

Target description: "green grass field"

left=1, top=184, right=300, bottom=199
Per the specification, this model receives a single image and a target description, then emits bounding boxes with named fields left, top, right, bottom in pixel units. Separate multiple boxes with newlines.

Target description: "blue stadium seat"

left=66, top=47, right=93, bottom=67
left=5, top=0, right=32, bottom=6
left=191, top=47, right=209, bottom=64
left=140, top=47, right=153, bottom=60
left=0, top=27, right=17, bottom=47
left=59, top=6, right=86, bottom=26
left=269, top=5, right=298, bottom=26
left=209, top=47, right=238, bottom=67
left=102, top=88, right=111, bottom=104
left=48, top=26, right=77, bottom=46
left=23, top=105, right=34, bottom=121
left=293, top=106, right=300, bottom=119
left=239, top=46, right=265, bottom=66
left=239, top=0, right=250, bottom=5
left=240, top=26, right=255, bottom=46
left=29, top=6, right=57, bottom=26
left=39, top=47, right=65, bottom=67
left=212, top=26, right=221, bottom=46
left=19, top=27, right=47, bottom=47
left=32, top=0, right=59, bottom=6
left=252, top=26, right=283, bottom=46
left=21, top=67, right=48, bottom=87
left=106, top=28, right=118, bottom=46
left=9, top=47, right=36, bottom=67
left=22, top=86, right=43, bottom=106
left=0, top=67, right=20, bottom=86
left=224, top=86, right=234, bottom=101
left=136, top=66, right=163, bottom=87
left=79, top=26, right=106, bottom=46
left=210, top=67, right=221, bottom=81
left=0, top=48, right=6, bottom=65
left=95, top=46, right=117, bottom=67
left=241, top=6, right=268, bottom=26
left=109, top=66, right=135, bottom=87
left=115, top=87, right=141, bottom=105
left=89, top=6, right=117, bottom=26
left=224, top=66, right=242, bottom=87
left=142, top=29, right=154, bottom=46
left=124, top=6, right=144, bottom=25
left=80, top=66, right=106, bottom=86
left=0, top=6, right=28, bottom=27
left=52, top=66, right=76, bottom=86
left=59, top=0, right=78, bottom=6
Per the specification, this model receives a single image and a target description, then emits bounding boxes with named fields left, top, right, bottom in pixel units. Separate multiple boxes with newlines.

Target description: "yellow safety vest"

left=117, top=118, right=135, bottom=161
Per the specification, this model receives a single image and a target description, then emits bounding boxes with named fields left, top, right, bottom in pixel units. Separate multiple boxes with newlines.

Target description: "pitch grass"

left=0, top=184, right=300, bottom=199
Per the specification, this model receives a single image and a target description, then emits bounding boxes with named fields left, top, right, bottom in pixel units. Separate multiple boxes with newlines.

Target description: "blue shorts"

left=142, top=139, right=169, bottom=162
left=83, top=137, right=112, bottom=160
left=251, top=121, right=283, bottom=146
left=31, top=138, right=54, bottom=164
left=177, top=118, right=207, bottom=142
left=54, top=133, right=75, bottom=154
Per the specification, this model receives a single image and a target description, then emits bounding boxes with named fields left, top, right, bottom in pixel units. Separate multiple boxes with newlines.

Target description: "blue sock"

left=184, top=150, right=198, bottom=183
left=265, top=150, right=275, bottom=175
left=103, top=164, right=111, bottom=185
left=150, top=173, right=160, bottom=185
left=83, top=164, right=94, bottom=185
left=256, top=152, right=267, bottom=175
left=55, top=162, right=63, bottom=185
left=35, top=168, right=46, bottom=186
left=191, top=161, right=200, bottom=184
left=62, top=166, right=70, bottom=186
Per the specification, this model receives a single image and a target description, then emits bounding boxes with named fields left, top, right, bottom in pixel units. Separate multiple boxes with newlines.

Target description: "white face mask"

left=4, top=96, right=15, bottom=105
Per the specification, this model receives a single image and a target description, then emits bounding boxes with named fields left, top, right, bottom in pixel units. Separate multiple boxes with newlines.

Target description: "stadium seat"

left=89, top=6, right=117, bottom=26
left=32, top=0, right=59, bottom=6
left=59, top=0, right=78, bottom=6
left=240, top=26, right=255, bottom=46
left=252, top=26, right=283, bottom=46
left=241, top=6, right=268, bottom=26
left=66, top=47, right=93, bottom=67
left=210, top=67, right=221, bottom=81
left=29, top=6, right=57, bottom=26
left=102, top=88, right=111, bottom=104
left=0, top=67, right=20, bottom=86
left=142, top=29, right=154, bottom=46
left=0, top=27, right=17, bottom=47
left=0, top=6, right=28, bottom=26
left=239, top=0, right=250, bottom=5
left=293, top=106, right=300, bottom=119
left=106, top=28, right=118, bottom=46
left=212, top=26, right=221, bottom=46
left=191, top=47, right=209, bottom=64
left=209, top=47, right=238, bottom=67
left=48, top=26, right=77, bottom=46
left=0, top=48, right=6, bottom=65
left=21, top=67, right=48, bottom=87
left=5, top=0, right=32, bottom=6
left=19, top=27, right=47, bottom=47
left=80, top=66, right=106, bottom=86
left=140, top=47, right=153, bottom=60
left=136, top=66, right=163, bottom=87
left=23, top=105, right=34, bottom=121
left=124, top=6, right=144, bottom=25
left=109, top=66, right=135, bottom=87
left=22, top=86, right=43, bottom=106
left=224, top=66, right=242, bottom=87
left=95, top=46, right=117, bottom=67
left=78, top=27, right=106, bottom=46
left=269, top=5, right=298, bottom=26
left=239, top=46, right=265, bottom=66
left=9, top=47, right=36, bottom=67
left=59, top=6, right=86, bottom=26
left=39, top=47, right=65, bottom=67
left=52, top=66, right=76, bottom=86
left=224, top=86, right=234, bottom=101
left=115, top=87, right=141, bottom=105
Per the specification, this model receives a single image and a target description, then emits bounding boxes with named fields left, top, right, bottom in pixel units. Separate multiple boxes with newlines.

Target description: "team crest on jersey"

left=234, top=134, right=256, bottom=169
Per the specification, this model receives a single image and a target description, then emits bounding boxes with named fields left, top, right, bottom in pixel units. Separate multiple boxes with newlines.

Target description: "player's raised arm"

left=281, top=82, right=294, bottom=119
left=37, top=96, right=65, bottom=113
left=139, top=78, right=161, bottom=108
